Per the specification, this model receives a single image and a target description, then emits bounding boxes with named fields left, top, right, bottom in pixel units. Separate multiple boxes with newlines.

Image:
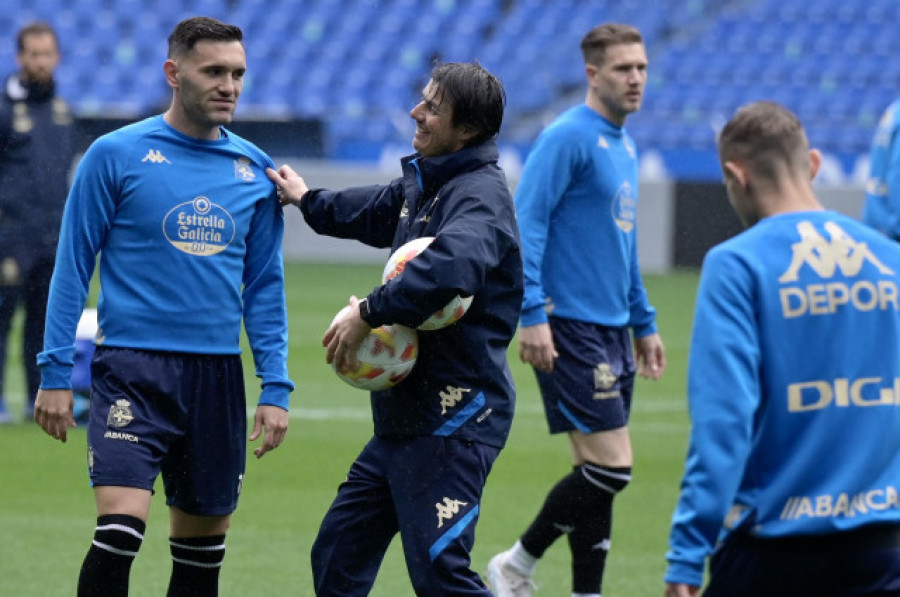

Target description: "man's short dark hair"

left=167, top=16, right=243, bottom=59
left=430, top=61, right=505, bottom=146
left=581, top=23, right=643, bottom=67
left=718, top=101, right=810, bottom=182
left=17, top=21, right=58, bottom=52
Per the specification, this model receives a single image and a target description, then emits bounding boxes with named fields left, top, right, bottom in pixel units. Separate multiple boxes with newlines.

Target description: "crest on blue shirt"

left=611, top=181, right=637, bottom=233
left=234, top=157, right=255, bottom=181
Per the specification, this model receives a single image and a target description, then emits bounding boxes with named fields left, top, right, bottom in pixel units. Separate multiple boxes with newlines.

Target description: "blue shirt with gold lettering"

left=515, top=103, right=657, bottom=336
left=666, top=210, right=900, bottom=587
left=38, top=115, right=294, bottom=408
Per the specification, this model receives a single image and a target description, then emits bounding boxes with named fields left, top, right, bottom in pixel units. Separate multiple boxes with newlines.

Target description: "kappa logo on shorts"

left=593, top=363, right=620, bottom=400
left=435, top=497, right=468, bottom=528
left=107, top=399, right=135, bottom=428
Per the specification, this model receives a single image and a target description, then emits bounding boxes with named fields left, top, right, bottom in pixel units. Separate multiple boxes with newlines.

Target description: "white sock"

left=507, top=540, right=538, bottom=576
left=572, top=593, right=600, bottom=597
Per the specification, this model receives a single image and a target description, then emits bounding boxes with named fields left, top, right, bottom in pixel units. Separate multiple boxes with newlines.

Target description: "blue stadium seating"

left=0, top=0, right=895, bottom=164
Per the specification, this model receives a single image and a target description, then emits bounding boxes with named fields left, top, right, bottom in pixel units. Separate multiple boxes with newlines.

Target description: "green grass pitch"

left=0, top=262, right=699, bottom=596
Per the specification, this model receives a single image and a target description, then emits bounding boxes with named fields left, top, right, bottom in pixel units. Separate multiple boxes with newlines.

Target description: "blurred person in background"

left=0, top=21, right=75, bottom=423
left=665, top=101, right=900, bottom=596
left=861, top=99, right=900, bottom=240
left=34, top=16, right=293, bottom=596
left=488, top=23, right=665, bottom=597
left=268, top=60, right=522, bottom=597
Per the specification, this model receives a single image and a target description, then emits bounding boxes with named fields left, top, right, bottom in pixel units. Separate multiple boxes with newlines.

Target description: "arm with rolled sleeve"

left=242, top=189, right=294, bottom=409
left=515, top=127, right=577, bottom=327
left=665, top=247, right=760, bottom=587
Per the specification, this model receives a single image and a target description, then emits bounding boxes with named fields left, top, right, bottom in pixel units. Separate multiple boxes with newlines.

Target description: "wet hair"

left=17, top=21, right=58, bottom=52
left=167, top=16, right=243, bottom=59
left=429, top=61, right=505, bottom=146
left=718, top=101, right=810, bottom=182
left=581, top=23, right=643, bottom=67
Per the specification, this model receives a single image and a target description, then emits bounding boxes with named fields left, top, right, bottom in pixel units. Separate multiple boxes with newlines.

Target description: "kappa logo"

left=435, top=497, right=468, bottom=528
left=592, top=538, right=612, bottom=551
left=439, top=385, right=470, bottom=415
left=779, top=221, right=893, bottom=283
left=778, top=221, right=899, bottom=318
left=141, top=149, right=171, bottom=164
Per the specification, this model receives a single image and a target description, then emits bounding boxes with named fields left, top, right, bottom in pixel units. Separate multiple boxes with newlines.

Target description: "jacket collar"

left=401, top=139, right=499, bottom=196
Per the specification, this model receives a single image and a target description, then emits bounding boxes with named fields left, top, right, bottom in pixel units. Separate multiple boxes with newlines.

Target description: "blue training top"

left=38, top=115, right=294, bottom=409
left=666, top=210, right=900, bottom=587
left=515, top=103, right=657, bottom=335
left=862, top=99, right=900, bottom=239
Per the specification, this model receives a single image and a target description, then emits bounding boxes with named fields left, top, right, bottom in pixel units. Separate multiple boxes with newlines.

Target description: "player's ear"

left=163, top=59, right=179, bottom=88
left=808, top=148, right=822, bottom=181
left=722, top=160, right=748, bottom=191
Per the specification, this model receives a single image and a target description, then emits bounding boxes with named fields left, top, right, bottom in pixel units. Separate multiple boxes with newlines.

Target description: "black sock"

left=166, top=535, right=226, bottom=597
left=520, top=464, right=631, bottom=561
left=569, top=464, right=632, bottom=594
left=520, top=466, right=596, bottom=557
left=78, top=514, right=146, bottom=597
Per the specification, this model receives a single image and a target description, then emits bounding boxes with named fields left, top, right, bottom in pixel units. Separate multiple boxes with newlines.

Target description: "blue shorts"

left=87, top=346, right=247, bottom=516
left=312, top=435, right=500, bottom=596
left=705, top=525, right=900, bottom=596
left=535, top=317, right=635, bottom=434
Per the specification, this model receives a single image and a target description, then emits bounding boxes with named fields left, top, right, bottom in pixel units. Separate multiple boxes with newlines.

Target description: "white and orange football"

left=382, top=236, right=473, bottom=330
left=330, top=306, right=419, bottom=391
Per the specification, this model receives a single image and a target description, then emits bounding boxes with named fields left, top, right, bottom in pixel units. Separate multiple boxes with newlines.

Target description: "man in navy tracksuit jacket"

left=0, top=22, right=75, bottom=422
left=269, top=61, right=523, bottom=596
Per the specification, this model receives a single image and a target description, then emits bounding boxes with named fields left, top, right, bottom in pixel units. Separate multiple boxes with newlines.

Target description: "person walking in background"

left=34, top=16, right=293, bottom=596
left=488, top=23, right=666, bottom=597
left=861, top=99, right=900, bottom=240
left=0, top=22, right=75, bottom=423
left=268, top=61, right=523, bottom=597
left=665, top=101, right=900, bottom=596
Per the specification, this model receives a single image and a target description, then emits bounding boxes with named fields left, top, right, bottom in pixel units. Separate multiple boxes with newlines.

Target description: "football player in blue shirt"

left=862, top=99, right=900, bottom=240
left=34, top=17, right=293, bottom=597
left=488, top=23, right=665, bottom=597
left=665, top=101, right=900, bottom=596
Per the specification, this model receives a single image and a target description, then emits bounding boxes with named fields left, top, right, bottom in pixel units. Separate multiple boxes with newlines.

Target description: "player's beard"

left=179, top=77, right=237, bottom=129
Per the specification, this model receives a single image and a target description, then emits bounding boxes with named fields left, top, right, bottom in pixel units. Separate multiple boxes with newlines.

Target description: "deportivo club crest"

left=593, top=363, right=621, bottom=400
left=107, top=399, right=134, bottom=428
left=594, top=363, right=617, bottom=391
